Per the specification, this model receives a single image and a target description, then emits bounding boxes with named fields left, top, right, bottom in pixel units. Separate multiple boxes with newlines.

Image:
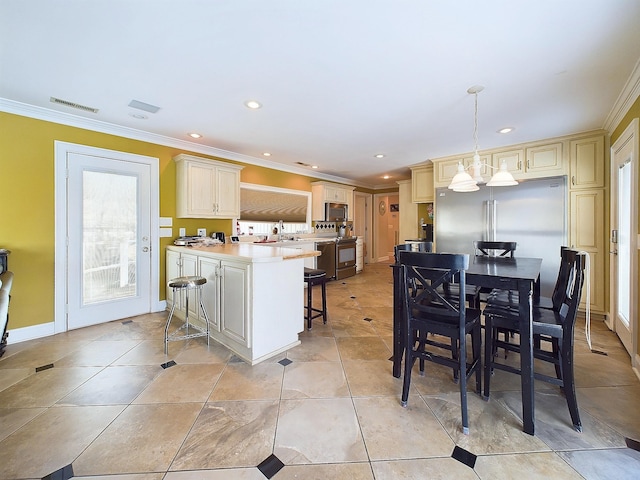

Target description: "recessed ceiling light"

left=262, top=152, right=271, bottom=157
left=311, top=165, right=318, bottom=169
left=129, top=113, right=147, bottom=120
left=189, top=133, right=202, bottom=139
left=374, top=154, right=385, bottom=158
left=245, top=100, right=262, bottom=109
left=383, top=175, right=390, bottom=179
left=498, top=127, right=514, bottom=134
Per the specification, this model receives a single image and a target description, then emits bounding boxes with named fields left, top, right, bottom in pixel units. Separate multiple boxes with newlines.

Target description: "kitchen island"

left=166, top=243, right=319, bottom=364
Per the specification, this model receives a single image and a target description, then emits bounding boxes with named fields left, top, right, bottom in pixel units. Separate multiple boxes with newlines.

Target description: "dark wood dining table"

left=391, top=254, right=543, bottom=436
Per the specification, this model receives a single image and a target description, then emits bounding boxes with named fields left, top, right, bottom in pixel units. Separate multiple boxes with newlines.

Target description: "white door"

left=55, top=142, right=159, bottom=332
left=610, top=119, right=638, bottom=356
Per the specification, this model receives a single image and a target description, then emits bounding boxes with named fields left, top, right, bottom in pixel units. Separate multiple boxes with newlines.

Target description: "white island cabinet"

left=166, top=244, right=319, bottom=364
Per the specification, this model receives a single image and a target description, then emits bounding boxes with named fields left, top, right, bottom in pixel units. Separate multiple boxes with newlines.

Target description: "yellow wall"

left=610, top=96, right=640, bottom=351
left=0, top=111, right=338, bottom=330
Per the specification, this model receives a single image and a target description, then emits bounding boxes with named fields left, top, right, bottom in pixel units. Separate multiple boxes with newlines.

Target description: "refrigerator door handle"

left=486, top=200, right=497, bottom=241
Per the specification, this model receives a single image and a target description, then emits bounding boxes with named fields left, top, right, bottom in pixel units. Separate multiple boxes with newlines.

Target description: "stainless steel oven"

left=315, top=240, right=337, bottom=279
left=336, top=238, right=356, bottom=279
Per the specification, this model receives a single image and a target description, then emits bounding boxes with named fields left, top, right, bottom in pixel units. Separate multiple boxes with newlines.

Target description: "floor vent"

left=50, top=97, right=99, bottom=113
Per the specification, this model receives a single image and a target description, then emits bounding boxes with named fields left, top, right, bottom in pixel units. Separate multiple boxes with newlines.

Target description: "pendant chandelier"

left=448, top=86, right=518, bottom=192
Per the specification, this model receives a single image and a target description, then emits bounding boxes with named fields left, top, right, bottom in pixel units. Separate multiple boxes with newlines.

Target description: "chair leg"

left=418, top=330, right=426, bottom=375
left=198, top=289, right=210, bottom=347
left=401, top=343, right=414, bottom=407
left=472, top=324, right=482, bottom=395
left=451, top=337, right=459, bottom=382
left=306, top=281, right=312, bottom=330
left=483, top=315, right=493, bottom=400
left=560, top=340, right=582, bottom=432
left=458, top=327, right=469, bottom=435
left=321, top=280, right=327, bottom=324
left=164, top=288, right=179, bottom=355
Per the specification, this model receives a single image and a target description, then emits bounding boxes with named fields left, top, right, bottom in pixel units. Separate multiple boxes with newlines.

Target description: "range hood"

left=240, top=187, right=308, bottom=222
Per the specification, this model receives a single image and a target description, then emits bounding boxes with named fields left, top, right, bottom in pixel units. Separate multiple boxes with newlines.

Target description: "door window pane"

left=617, top=162, right=631, bottom=326
left=82, top=170, right=137, bottom=304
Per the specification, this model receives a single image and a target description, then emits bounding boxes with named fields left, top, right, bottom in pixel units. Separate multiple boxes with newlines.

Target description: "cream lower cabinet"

left=167, top=252, right=248, bottom=348
left=570, top=189, right=605, bottom=313
left=218, top=259, right=249, bottom=346
left=166, top=250, right=200, bottom=322
left=166, top=246, right=303, bottom=364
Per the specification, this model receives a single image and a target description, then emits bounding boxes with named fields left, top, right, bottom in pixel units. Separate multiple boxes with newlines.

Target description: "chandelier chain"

left=473, top=91, right=479, bottom=155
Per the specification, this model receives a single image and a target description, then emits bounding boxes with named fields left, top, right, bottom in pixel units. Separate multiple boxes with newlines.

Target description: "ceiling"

left=2, top=1, right=640, bottom=189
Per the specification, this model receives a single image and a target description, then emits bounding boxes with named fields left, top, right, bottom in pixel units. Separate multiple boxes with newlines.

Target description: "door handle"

left=610, top=250, right=618, bottom=255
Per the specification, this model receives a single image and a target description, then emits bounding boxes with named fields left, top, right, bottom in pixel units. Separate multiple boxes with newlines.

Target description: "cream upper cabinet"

left=524, top=143, right=564, bottom=178
left=174, top=154, right=243, bottom=218
left=410, top=165, right=434, bottom=203
left=492, top=149, right=525, bottom=176
left=433, top=154, right=491, bottom=188
left=311, top=181, right=355, bottom=220
left=570, top=135, right=605, bottom=189
left=398, top=179, right=418, bottom=241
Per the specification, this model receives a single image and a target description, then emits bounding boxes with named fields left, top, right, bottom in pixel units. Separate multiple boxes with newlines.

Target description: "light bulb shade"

left=452, top=182, right=480, bottom=192
left=486, top=161, right=518, bottom=187
left=448, top=163, right=477, bottom=190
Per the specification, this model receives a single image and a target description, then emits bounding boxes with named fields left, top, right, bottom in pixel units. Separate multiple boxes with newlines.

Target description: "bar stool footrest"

left=166, top=323, right=209, bottom=343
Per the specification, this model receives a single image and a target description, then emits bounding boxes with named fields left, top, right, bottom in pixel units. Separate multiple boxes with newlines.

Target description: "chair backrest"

left=550, top=246, right=570, bottom=310
left=473, top=241, right=517, bottom=258
left=556, top=249, right=586, bottom=331
left=394, top=242, right=433, bottom=263
left=398, top=251, right=469, bottom=322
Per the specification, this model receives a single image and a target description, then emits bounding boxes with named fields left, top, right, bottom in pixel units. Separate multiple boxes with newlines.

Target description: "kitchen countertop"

left=168, top=243, right=320, bottom=262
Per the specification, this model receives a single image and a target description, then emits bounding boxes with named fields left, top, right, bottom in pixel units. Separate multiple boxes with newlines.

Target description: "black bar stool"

left=303, top=267, right=327, bottom=329
left=165, top=275, right=210, bottom=354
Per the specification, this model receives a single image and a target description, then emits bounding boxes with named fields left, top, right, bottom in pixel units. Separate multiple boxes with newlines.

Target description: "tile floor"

left=1, top=262, right=639, bottom=479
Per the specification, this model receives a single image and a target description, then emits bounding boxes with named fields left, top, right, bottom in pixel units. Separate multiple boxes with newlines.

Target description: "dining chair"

left=482, top=249, right=586, bottom=432
left=474, top=240, right=518, bottom=301
left=393, top=242, right=433, bottom=262
left=398, top=251, right=482, bottom=434
left=486, top=246, right=569, bottom=311
left=473, top=240, right=517, bottom=257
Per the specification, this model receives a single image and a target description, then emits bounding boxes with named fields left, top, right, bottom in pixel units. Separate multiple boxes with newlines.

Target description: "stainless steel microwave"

left=325, top=202, right=348, bottom=221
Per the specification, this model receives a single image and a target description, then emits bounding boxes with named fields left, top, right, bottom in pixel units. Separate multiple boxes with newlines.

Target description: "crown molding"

left=604, top=57, right=640, bottom=133
left=0, top=97, right=379, bottom=189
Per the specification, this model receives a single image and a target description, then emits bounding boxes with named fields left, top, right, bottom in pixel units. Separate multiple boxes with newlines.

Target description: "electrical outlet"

left=197, top=228, right=206, bottom=237
left=179, top=228, right=186, bottom=237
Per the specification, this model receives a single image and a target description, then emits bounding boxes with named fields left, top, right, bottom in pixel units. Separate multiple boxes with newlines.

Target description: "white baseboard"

left=7, top=322, right=55, bottom=344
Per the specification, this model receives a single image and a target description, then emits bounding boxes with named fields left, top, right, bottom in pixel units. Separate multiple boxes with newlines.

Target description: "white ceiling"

left=2, top=0, right=640, bottom=188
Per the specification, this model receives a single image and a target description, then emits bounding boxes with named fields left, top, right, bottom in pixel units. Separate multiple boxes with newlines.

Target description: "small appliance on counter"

left=212, top=232, right=226, bottom=243
left=338, top=222, right=353, bottom=238
left=173, top=236, right=202, bottom=246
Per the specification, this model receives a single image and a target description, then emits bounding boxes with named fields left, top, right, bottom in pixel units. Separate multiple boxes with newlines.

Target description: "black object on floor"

left=122, top=319, right=133, bottom=324
left=161, top=360, right=177, bottom=369
left=452, top=445, right=477, bottom=468
left=35, top=363, right=54, bottom=373
left=42, top=463, right=74, bottom=480
left=626, top=437, right=640, bottom=452
left=278, top=358, right=293, bottom=366
left=257, top=453, right=285, bottom=478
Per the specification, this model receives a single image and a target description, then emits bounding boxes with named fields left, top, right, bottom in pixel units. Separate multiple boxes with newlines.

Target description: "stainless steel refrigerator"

left=435, top=176, right=567, bottom=296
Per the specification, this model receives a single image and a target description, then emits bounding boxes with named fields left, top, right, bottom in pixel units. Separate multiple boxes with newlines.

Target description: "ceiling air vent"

left=50, top=97, right=99, bottom=113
